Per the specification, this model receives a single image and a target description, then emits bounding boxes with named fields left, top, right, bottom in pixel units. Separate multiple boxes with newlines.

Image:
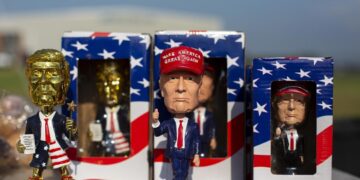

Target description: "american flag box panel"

left=61, top=31, right=150, bottom=179
left=245, top=65, right=254, bottom=180
left=153, top=31, right=245, bottom=180
left=252, top=57, right=333, bottom=180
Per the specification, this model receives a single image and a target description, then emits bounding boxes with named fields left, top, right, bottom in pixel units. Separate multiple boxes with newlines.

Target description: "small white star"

left=71, top=41, right=88, bottom=51
left=317, top=89, right=322, bottom=94
left=42, top=162, right=46, bottom=167
left=252, top=78, right=259, bottom=88
left=61, top=49, right=73, bottom=58
left=235, top=35, right=245, bottom=49
left=272, top=61, right=286, bottom=70
left=130, top=56, right=143, bottom=69
left=154, top=46, right=164, bottom=56
left=254, top=102, right=267, bottom=116
left=111, top=33, right=130, bottom=46
left=130, top=88, right=141, bottom=96
left=296, top=69, right=311, bottom=78
left=164, top=39, right=182, bottom=48
left=140, top=36, right=150, bottom=50
left=70, top=66, right=78, bottom=81
left=138, top=78, right=149, bottom=88
left=98, top=49, right=115, bottom=59
left=318, top=101, right=332, bottom=110
left=208, top=34, right=226, bottom=44
left=35, top=154, right=39, bottom=158
left=197, top=48, right=211, bottom=58
left=227, top=55, right=239, bottom=68
left=44, top=146, right=48, bottom=150
left=303, top=57, right=324, bottom=65
left=227, top=88, right=237, bottom=95
left=257, top=67, right=272, bottom=75
left=234, top=78, right=244, bottom=88
left=283, top=76, right=295, bottom=81
left=253, top=123, right=259, bottom=133
left=154, top=89, right=161, bottom=99
left=320, top=75, right=333, bottom=86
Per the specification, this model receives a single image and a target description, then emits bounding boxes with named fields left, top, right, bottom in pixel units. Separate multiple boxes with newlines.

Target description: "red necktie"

left=197, top=110, right=201, bottom=131
left=290, top=131, right=294, bottom=151
left=44, top=118, right=51, bottom=144
left=110, top=111, right=116, bottom=133
left=177, top=120, right=183, bottom=149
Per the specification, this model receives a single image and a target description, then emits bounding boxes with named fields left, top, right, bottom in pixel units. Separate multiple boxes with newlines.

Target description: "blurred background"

left=0, top=0, right=359, bottom=179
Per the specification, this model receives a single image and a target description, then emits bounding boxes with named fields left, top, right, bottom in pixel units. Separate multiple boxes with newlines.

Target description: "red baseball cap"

left=160, top=46, right=204, bottom=75
left=275, top=86, right=310, bottom=97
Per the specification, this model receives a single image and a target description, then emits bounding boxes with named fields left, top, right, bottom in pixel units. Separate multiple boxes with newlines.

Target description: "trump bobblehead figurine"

left=16, top=49, right=77, bottom=180
left=272, top=86, right=309, bottom=175
left=193, top=65, right=216, bottom=157
left=152, top=46, right=202, bottom=180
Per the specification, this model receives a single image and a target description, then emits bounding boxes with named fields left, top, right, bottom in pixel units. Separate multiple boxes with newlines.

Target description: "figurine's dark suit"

left=92, top=106, right=130, bottom=156
left=25, top=112, right=72, bottom=168
left=273, top=129, right=304, bottom=174
left=154, top=118, right=200, bottom=180
left=192, top=109, right=215, bottom=157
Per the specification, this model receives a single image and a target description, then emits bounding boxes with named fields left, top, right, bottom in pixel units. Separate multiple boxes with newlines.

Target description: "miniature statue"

left=193, top=65, right=217, bottom=157
left=90, top=62, right=130, bottom=157
left=152, top=46, right=202, bottom=180
left=16, top=49, right=77, bottom=180
left=272, top=86, right=308, bottom=175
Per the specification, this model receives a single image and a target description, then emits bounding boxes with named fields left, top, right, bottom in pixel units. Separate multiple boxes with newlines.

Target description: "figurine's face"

left=276, top=93, right=306, bottom=126
left=99, top=73, right=121, bottom=106
left=160, top=71, right=201, bottom=114
left=198, top=74, right=214, bottom=104
left=28, top=61, right=65, bottom=107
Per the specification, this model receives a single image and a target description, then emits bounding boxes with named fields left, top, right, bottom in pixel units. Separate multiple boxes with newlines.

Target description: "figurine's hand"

left=193, top=154, right=200, bottom=166
left=16, top=140, right=25, bottom=153
left=66, top=118, right=77, bottom=136
left=210, top=137, right=217, bottom=150
left=275, top=127, right=282, bottom=137
left=153, top=108, right=159, bottom=123
left=300, top=156, right=304, bottom=164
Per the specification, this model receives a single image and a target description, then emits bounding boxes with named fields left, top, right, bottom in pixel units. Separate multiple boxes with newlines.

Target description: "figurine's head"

left=273, top=86, right=309, bottom=127
left=26, top=49, right=70, bottom=111
left=198, top=65, right=215, bottom=104
left=96, top=62, right=124, bottom=107
left=159, top=46, right=204, bottom=115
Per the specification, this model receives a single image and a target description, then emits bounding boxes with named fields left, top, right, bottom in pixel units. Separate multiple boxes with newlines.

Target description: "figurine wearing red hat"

left=272, top=86, right=309, bottom=175
left=152, top=46, right=202, bottom=180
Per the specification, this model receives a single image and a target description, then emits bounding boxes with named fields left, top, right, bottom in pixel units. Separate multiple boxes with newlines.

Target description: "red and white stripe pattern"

left=49, top=141, right=70, bottom=169
left=112, top=131, right=130, bottom=154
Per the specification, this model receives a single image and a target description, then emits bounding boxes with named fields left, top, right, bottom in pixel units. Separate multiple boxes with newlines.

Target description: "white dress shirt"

left=105, top=106, right=121, bottom=132
left=194, top=107, right=206, bottom=135
left=152, top=117, right=189, bottom=149
left=285, top=129, right=298, bottom=151
left=39, top=111, right=57, bottom=142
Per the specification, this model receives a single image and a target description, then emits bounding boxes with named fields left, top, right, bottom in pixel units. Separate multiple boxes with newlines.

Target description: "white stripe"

left=112, top=132, right=124, bottom=138
left=62, top=31, right=94, bottom=37
left=114, top=138, right=126, bottom=144
left=53, top=161, right=71, bottom=169
left=228, top=102, right=244, bottom=122
left=51, top=156, right=69, bottom=163
left=317, top=115, right=333, bottom=134
left=115, top=143, right=129, bottom=149
left=116, top=147, right=130, bottom=154
left=130, top=102, right=148, bottom=122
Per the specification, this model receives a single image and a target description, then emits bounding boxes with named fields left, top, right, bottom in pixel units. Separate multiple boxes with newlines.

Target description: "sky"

left=0, top=0, right=359, bottom=66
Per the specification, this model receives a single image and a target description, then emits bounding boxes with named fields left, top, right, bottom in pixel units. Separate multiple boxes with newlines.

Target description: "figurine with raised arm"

left=16, top=49, right=77, bottom=180
left=272, top=86, right=309, bottom=175
left=152, top=46, right=202, bottom=180
left=193, top=65, right=216, bottom=157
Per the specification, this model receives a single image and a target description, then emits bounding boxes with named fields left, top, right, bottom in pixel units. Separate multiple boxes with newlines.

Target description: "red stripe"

left=154, top=113, right=245, bottom=167
left=115, top=141, right=129, bottom=146
left=49, top=148, right=61, bottom=153
left=316, top=126, right=333, bottom=165
left=253, top=155, right=271, bottom=167
left=52, top=159, right=70, bottom=166
left=50, top=141, right=56, bottom=145
left=114, top=135, right=125, bottom=140
left=91, top=32, right=110, bottom=38
left=66, top=112, right=149, bottom=165
left=50, top=153, right=66, bottom=159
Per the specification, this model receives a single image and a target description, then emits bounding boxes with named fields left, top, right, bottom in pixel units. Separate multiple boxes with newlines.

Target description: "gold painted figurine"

left=16, top=49, right=77, bottom=180
left=90, top=62, right=130, bottom=157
